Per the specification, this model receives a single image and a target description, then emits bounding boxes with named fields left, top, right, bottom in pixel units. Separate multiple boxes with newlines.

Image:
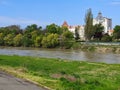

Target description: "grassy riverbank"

left=0, top=55, right=120, bottom=90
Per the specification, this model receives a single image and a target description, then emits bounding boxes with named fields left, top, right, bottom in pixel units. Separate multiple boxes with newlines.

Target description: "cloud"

left=0, top=16, right=50, bottom=28
left=110, top=1, right=120, bottom=5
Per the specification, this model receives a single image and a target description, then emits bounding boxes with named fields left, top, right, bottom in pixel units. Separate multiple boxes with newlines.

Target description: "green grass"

left=0, top=55, right=120, bottom=90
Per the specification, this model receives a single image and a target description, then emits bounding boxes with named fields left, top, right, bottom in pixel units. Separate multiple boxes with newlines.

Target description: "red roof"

left=62, top=21, right=69, bottom=27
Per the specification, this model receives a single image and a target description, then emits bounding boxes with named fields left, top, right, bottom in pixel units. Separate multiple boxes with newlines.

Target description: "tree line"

left=0, top=24, right=74, bottom=49
left=0, top=9, right=120, bottom=49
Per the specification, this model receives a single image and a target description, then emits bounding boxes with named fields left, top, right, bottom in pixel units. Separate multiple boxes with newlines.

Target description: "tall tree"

left=84, top=8, right=93, bottom=41
left=75, top=27, right=80, bottom=41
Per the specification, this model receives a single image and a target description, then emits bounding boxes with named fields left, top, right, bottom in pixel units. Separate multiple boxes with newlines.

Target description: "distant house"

left=108, top=30, right=114, bottom=36
left=62, top=21, right=85, bottom=40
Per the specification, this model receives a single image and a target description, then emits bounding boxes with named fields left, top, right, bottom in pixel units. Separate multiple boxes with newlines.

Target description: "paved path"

left=0, top=71, right=48, bottom=90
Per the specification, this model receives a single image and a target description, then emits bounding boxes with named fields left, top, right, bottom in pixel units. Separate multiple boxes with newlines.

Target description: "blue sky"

left=0, top=0, right=120, bottom=28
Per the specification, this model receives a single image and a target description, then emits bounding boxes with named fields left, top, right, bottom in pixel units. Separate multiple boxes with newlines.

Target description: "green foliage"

left=75, top=27, right=80, bottom=41
left=0, top=33, right=4, bottom=45
left=61, top=26, right=69, bottom=32
left=93, top=23, right=104, bottom=40
left=72, top=42, right=81, bottom=49
left=13, top=34, right=23, bottom=46
left=41, top=34, right=59, bottom=48
left=46, top=24, right=62, bottom=34
left=61, top=31, right=74, bottom=49
left=113, top=25, right=120, bottom=40
left=24, top=24, right=42, bottom=34
left=34, top=36, right=43, bottom=47
left=62, top=31, right=74, bottom=39
left=101, top=34, right=112, bottom=42
left=84, top=8, right=94, bottom=41
left=4, top=34, right=14, bottom=46
left=22, top=35, right=33, bottom=47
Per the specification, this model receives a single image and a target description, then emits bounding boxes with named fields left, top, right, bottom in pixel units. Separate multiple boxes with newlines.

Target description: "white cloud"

left=110, top=1, right=120, bottom=5
left=0, top=16, right=50, bottom=28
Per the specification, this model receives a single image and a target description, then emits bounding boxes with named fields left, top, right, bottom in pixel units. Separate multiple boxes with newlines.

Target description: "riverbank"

left=0, top=55, right=120, bottom=90
left=72, top=42, right=120, bottom=53
left=0, top=41, right=120, bottom=54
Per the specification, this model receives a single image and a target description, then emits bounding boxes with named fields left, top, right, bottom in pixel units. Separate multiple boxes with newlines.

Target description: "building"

left=62, top=21, right=85, bottom=40
left=62, top=12, right=113, bottom=40
left=78, top=25, right=85, bottom=40
left=93, top=12, right=112, bottom=33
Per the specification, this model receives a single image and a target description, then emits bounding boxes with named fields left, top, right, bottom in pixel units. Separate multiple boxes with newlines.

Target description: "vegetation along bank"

left=0, top=55, right=120, bottom=90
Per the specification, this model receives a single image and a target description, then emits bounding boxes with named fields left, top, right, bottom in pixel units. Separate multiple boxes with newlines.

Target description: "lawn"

left=0, top=55, right=120, bottom=90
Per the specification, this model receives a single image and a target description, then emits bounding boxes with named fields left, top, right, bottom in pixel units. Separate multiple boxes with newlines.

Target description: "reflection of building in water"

left=62, top=12, right=113, bottom=40
left=93, top=12, right=112, bottom=33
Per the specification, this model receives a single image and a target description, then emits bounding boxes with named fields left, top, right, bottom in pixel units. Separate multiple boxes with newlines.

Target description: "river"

left=0, top=47, right=120, bottom=64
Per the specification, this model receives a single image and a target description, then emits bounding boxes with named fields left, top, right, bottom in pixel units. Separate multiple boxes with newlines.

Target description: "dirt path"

left=0, top=71, right=48, bottom=90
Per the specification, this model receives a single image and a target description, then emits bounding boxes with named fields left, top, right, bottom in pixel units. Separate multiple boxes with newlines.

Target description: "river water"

left=0, top=47, right=120, bottom=64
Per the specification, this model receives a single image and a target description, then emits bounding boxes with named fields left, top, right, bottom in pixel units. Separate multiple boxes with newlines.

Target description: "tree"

left=34, top=36, right=43, bottom=47
left=0, top=25, right=22, bottom=37
left=13, top=34, right=23, bottom=46
left=23, top=24, right=42, bottom=47
left=41, top=36, right=47, bottom=48
left=75, top=27, right=80, bottom=41
left=0, top=33, right=4, bottom=45
left=113, top=25, right=120, bottom=40
left=93, top=23, right=104, bottom=41
left=46, top=24, right=62, bottom=34
left=84, top=8, right=93, bottom=41
left=4, top=34, right=14, bottom=46
left=24, top=24, right=42, bottom=34
left=61, top=31, right=74, bottom=49
left=41, top=34, right=59, bottom=48
left=101, top=33, right=112, bottom=42
left=22, top=35, right=33, bottom=47
left=62, top=31, right=74, bottom=39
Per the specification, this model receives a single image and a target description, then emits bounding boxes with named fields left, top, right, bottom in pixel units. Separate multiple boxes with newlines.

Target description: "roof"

left=62, top=21, right=69, bottom=27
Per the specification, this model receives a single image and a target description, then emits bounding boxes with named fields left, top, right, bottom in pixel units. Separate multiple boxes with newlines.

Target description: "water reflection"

left=0, top=47, right=120, bottom=64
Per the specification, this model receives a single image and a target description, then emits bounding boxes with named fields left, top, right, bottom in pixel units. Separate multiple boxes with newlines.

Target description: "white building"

left=62, top=12, right=112, bottom=40
left=78, top=25, right=85, bottom=40
left=93, top=12, right=112, bottom=33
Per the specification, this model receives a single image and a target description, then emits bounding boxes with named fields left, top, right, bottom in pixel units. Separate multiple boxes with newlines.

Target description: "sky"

left=0, top=0, right=120, bottom=28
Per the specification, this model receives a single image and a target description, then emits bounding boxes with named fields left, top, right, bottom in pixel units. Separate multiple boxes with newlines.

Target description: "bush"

left=101, top=35, right=112, bottom=42
left=41, top=34, right=59, bottom=48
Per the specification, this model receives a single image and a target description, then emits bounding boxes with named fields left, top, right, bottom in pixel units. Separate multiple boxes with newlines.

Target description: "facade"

left=62, top=12, right=113, bottom=40
left=78, top=25, right=85, bottom=40
left=93, top=12, right=112, bottom=33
